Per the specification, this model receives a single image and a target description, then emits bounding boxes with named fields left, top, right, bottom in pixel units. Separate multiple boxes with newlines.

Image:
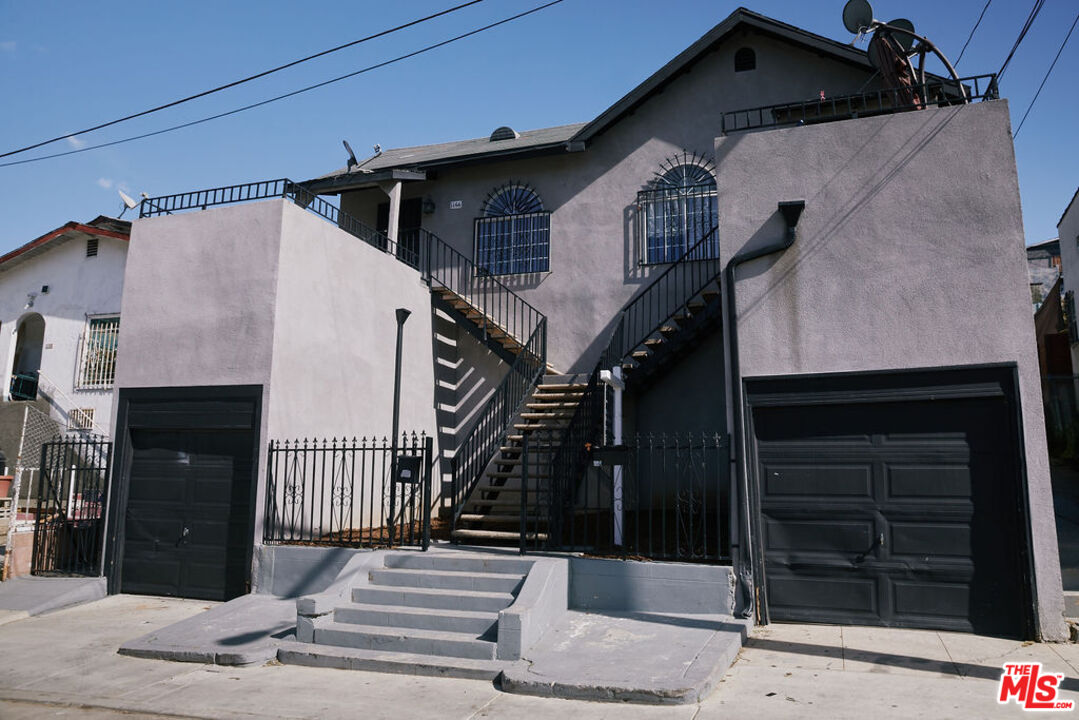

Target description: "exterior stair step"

left=484, top=470, right=550, bottom=480
left=313, top=620, right=496, bottom=660
left=644, top=337, right=664, bottom=347
left=384, top=552, right=533, bottom=574
left=631, top=350, right=651, bottom=359
left=352, top=585, right=515, bottom=613
left=451, top=528, right=548, bottom=542
left=277, top=641, right=504, bottom=680
left=458, top=513, right=545, bottom=526
left=369, top=567, right=525, bottom=593
left=514, top=422, right=568, bottom=432
left=333, top=602, right=499, bottom=635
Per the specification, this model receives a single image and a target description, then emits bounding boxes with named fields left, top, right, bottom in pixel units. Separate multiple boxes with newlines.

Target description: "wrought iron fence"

left=522, top=433, right=729, bottom=562
left=636, top=185, right=717, bottom=265
left=31, top=433, right=112, bottom=576
left=449, top=320, right=547, bottom=523
left=264, top=433, right=433, bottom=548
left=721, top=74, right=999, bottom=134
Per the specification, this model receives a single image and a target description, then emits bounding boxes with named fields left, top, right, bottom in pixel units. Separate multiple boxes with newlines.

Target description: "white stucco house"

left=0, top=216, right=129, bottom=438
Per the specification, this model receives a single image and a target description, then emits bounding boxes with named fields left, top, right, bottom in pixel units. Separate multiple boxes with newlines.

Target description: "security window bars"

left=474, top=183, right=550, bottom=275
left=637, top=158, right=718, bottom=265
left=70, top=408, right=95, bottom=430
left=77, top=316, right=119, bottom=389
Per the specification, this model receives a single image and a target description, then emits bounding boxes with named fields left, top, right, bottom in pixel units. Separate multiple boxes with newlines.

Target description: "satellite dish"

left=887, top=18, right=917, bottom=51
left=842, top=0, right=874, bottom=34
left=118, top=190, right=138, bottom=210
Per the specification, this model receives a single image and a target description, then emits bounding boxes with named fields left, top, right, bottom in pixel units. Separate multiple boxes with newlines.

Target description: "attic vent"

left=489, top=126, right=520, bottom=142
left=86, top=238, right=99, bottom=257
left=734, top=47, right=756, bottom=72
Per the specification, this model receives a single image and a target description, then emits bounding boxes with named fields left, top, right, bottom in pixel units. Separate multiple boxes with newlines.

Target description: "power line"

left=0, top=0, right=485, bottom=160
left=997, top=0, right=1045, bottom=82
left=0, top=0, right=565, bottom=170
left=1014, top=10, right=1078, bottom=139
left=955, top=0, right=991, bottom=67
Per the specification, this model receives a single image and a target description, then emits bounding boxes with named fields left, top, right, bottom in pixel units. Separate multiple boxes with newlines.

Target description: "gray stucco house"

left=99, top=7, right=1066, bottom=647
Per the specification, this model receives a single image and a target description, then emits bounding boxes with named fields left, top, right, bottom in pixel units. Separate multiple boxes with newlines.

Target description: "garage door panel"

left=889, top=522, right=971, bottom=557
left=766, top=518, right=874, bottom=553
left=768, top=572, right=878, bottom=615
left=763, top=463, right=872, bottom=498
left=891, top=579, right=972, bottom=624
left=887, top=465, right=972, bottom=500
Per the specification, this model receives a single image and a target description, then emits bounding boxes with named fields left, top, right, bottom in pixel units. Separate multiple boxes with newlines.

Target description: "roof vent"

left=490, top=126, right=520, bottom=142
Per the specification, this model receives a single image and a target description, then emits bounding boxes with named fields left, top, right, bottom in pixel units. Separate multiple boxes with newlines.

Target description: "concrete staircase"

left=450, top=377, right=588, bottom=546
left=296, top=552, right=533, bottom=665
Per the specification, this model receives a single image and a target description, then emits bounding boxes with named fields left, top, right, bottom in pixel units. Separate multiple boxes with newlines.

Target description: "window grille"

left=735, top=47, right=756, bottom=72
left=70, top=408, right=95, bottom=430
left=474, top=183, right=551, bottom=275
left=637, top=154, right=718, bottom=264
left=77, top=316, right=119, bottom=389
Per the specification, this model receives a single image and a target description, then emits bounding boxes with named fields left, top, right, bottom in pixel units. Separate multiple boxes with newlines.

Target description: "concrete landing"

left=500, top=611, right=750, bottom=704
left=0, top=575, right=106, bottom=625
left=119, top=593, right=296, bottom=665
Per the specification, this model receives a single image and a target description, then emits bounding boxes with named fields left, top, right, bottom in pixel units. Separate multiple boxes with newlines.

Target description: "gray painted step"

left=277, top=641, right=505, bottom=680
left=451, top=528, right=548, bottom=542
left=352, top=584, right=515, bottom=612
left=458, top=513, right=545, bottom=526
left=313, top=620, right=496, bottom=660
left=334, top=602, right=499, bottom=635
left=369, top=567, right=525, bottom=593
left=384, top=552, right=533, bottom=575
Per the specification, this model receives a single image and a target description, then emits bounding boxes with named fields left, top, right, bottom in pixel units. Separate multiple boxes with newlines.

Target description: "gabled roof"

left=309, top=7, right=874, bottom=191
left=0, top=215, right=130, bottom=273
left=1059, top=188, right=1079, bottom=229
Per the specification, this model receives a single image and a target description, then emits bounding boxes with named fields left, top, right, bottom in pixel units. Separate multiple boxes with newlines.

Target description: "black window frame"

left=473, top=183, right=551, bottom=276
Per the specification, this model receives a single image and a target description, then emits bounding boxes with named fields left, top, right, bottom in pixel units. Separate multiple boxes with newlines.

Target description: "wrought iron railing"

left=523, top=433, right=729, bottom=562
left=636, top=185, right=717, bottom=265
left=614, top=226, right=721, bottom=365
left=721, top=74, right=999, bottom=134
left=449, top=319, right=547, bottom=525
left=9, top=372, right=39, bottom=401
left=264, top=433, right=433, bottom=548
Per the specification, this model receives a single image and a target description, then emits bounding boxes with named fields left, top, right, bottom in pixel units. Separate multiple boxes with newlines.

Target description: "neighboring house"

left=0, top=216, right=128, bottom=437
left=1028, top=237, right=1061, bottom=311
left=99, top=7, right=1065, bottom=646
left=1057, top=189, right=1079, bottom=371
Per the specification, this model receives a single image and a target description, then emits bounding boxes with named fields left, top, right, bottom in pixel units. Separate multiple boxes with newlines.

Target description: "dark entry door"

left=120, top=429, right=254, bottom=601
left=756, top=394, right=1024, bottom=637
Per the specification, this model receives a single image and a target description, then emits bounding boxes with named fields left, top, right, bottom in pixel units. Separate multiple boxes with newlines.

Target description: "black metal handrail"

left=615, top=226, right=721, bottom=365
left=264, top=433, right=433, bottom=548
left=721, top=74, right=998, bottom=134
left=449, top=318, right=547, bottom=525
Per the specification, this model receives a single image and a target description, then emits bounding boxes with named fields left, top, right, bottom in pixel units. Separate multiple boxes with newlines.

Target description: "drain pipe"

left=726, top=200, right=805, bottom=621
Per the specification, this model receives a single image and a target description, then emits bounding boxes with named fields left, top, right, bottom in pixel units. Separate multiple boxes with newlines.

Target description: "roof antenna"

left=343, top=140, right=358, bottom=169
left=372, top=143, right=382, bottom=155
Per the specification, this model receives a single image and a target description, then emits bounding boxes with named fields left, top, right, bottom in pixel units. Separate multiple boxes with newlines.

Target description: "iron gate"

left=32, top=434, right=112, bottom=576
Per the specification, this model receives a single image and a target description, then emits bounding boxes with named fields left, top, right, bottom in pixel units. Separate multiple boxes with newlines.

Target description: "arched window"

left=637, top=153, right=718, bottom=264
left=734, top=47, right=756, bottom=72
left=474, top=183, right=551, bottom=275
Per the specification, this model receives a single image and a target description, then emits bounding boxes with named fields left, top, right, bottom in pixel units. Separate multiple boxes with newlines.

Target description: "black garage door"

left=109, top=387, right=261, bottom=602
left=750, top=370, right=1027, bottom=638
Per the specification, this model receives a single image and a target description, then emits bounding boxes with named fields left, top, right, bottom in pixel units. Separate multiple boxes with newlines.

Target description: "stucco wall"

left=1058, top=195, right=1079, bottom=370
left=715, top=100, right=1065, bottom=640
left=0, top=235, right=126, bottom=434
left=340, top=30, right=881, bottom=374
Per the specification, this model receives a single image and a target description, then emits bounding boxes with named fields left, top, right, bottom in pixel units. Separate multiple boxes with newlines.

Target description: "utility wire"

left=955, top=0, right=991, bottom=67
left=0, top=0, right=565, bottom=169
left=997, top=0, right=1045, bottom=82
left=1014, top=10, right=1078, bottom=139
left=0, top=0, right=485, bottom=159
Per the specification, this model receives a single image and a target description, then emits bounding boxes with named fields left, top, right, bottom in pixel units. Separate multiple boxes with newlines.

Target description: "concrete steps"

left=297, top=552, right=534, bottom=666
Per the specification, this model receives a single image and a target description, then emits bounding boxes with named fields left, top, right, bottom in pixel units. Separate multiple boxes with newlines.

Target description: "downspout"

left=726, top=200, right=805, bottom=621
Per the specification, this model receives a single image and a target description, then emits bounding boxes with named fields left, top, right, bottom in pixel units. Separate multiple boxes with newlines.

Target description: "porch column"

left=378, top=180, right=402, bottom=244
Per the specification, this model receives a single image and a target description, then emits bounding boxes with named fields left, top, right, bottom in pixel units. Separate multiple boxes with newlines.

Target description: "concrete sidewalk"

left=0, top=595, right=1076, bottom=718
left=0, top=575, right=105, bottom=626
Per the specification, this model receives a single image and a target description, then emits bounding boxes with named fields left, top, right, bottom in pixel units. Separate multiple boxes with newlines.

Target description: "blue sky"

left=0, top=0, right=1075, bottom=251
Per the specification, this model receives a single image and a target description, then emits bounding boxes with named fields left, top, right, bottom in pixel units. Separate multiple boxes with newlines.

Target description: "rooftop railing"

left=721, top=74, right=998, bottom=134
